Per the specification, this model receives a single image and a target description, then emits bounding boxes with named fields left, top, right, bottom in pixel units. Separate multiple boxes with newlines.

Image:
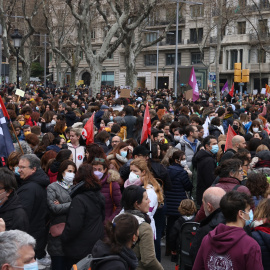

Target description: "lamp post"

left=51, top=65, right=54, bottom=82
left=171, top=0, right=203, bottom=97
left=11, top=29, right=22, bottom=89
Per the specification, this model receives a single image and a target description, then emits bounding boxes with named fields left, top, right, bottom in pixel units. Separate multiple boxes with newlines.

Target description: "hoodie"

left=193, top=223, right=263, bottom=270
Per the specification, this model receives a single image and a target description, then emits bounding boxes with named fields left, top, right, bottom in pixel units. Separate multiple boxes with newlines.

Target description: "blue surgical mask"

left=120, top=151, right=127, bottom=158
left=36, top=107, right=39, bottom=111
left=14, top=166, right=20, bottom=176
left=13, top=261, right=38, bottom=270
left=110, top=116, right=113, bottom=121
left=210, top=145, right=219, bottom=154
left=242, top=209, right=253, bottom=226
left=210, top=116, right=215, bottom=121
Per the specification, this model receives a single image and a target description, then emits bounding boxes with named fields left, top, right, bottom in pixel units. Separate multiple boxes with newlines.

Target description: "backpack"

left=71, top=254, right=127, bottom=270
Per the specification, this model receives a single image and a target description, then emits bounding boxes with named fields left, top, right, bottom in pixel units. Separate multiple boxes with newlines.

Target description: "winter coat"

left=95, top=110, right=105, bottom=129
left=252, top=225, right=270, bottom=270
left=92, top=240, right=138, bottom=270
left=95, top=141, right=110, bottom=154
left=175, top=136, right=201, bottom=169
left=61, top=182, right=105, bottom=261
left=193, top=223, right=264, bottom=270
left=65, top=111, right=79, bottom=127
left=166, top=163, right=193, bottom=216
left=67, top=143, right=85, bottom=169
left=215, top=177, right=251, bottom=194
left=0, top=192, right=29, bottom=232
left=208, top=125, right=222, bottom=140
left=46, top=145, right=61, bottom=153
left=194, top=149, right=216, bottom=206
left=220, top=148, right=236, bottom=163
left=17, top=169, right=50, bottom=235
left=124, top=115, right=137, bottom=139
left=47, top=182, right=72, bottom=256
left=123, top=212, right=163, bottom=270
left=190, top=208, right=225, bottom=262
left=100, top=170, right=122, bottom=222
left=41, top=122, right=55, bottom=134
left=25, top=116, right=36, bottom=127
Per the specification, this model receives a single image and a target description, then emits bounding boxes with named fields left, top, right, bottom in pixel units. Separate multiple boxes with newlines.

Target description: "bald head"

left=111, top=136, right=121, bottom=148
left=232, top=135, right=246, bottom=150
left=203, top=187, right=226, bottom=216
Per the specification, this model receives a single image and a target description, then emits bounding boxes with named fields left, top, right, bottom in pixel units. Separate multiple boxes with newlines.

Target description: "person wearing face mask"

left=92, top=158, right=122, bottom=222
left=107, top=142, right=132, bottom=173
left=47, top=160, right=76, bottom=270
left=0, top=230, right=39, bottom=270
left=195, top=136, right=218, bottom=207
left=21, top=106, right=36, bottom=127
left=208, top=117, right=224, bottom=140
left=95, top=130, right=111, bottom=154
left=245, top=119, right=268, bottom=142
left=61, top=164, right=105, bottom=270
left=165, top=150, right=193, bottom=255
left=193, top=191, right=263, bottom=270
left=0, top=168, right=29, bottom=232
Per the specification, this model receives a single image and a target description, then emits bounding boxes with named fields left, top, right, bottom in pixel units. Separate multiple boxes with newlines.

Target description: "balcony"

left=246, top=63, right=270, bottom=72
left=222, top=34, right=250, bottom=44
left=159, top=40, right=184, bottom=46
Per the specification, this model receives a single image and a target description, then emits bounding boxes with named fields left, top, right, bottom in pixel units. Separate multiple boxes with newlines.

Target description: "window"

left=190, top=5, right=204, bottom=17
left=166, top=30, right=182, bottom=45
left=190, top=28, right=203, bottom=43
left=248, top=49, right=251, bottom=63
left=237, top=21, right=246, bottom=34
left=145, top=33, right=158, bottom=43
left=2, top=55, right=6, bottom=63
left=80, top=51, right=83, bottom=59
left=258, top=49, right=266, bottom=63
left=259, top=19, right=268, bottom=35
left=219, top=51, right=223, bottom=64
left=101, top=71, right=114, bottom=86
left=145, top=54, right=157, bottom=66
left=191, top=52, right=202, bottom=64
left=230, top=50, right=238, bottom=70
left=91, top=30, right=95, bottom=39
left=166, top=53, right=181, bottom=65
left=108, top=53, right=113, bottom=59
left=260, top=0, right=270, bottom=9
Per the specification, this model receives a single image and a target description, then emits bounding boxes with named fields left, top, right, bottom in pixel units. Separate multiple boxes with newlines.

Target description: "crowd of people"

left=0, top=83, right=270, bottom=270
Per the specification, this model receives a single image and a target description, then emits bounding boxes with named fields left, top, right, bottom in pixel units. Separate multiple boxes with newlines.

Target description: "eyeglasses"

left=94, top=158, right=105, bottom=162
left=238, top=169, right=244, bottom=173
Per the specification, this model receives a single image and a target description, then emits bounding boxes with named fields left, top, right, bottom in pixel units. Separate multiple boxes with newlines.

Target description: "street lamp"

left=171, top=0, right=203, bottom=97
left=11, top=29, right=22, bottom=89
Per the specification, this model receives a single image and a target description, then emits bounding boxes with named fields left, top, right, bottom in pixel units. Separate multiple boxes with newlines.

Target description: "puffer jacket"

left=165, top=163, right=193, bottom=216
left=67, top=143, right=85, bottom=169
left=175, top=136, right=200, bottom=168
left=215, top=177, right=250, bottom=194
left=47, top=182, right=72, bottom=256
left=100, top=170, right=122, bottom=222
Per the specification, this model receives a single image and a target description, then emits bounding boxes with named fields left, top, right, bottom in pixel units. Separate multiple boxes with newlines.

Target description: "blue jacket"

left=165, top=163, right=193, bottom=216
left=252, top=228, right=270, bottom=270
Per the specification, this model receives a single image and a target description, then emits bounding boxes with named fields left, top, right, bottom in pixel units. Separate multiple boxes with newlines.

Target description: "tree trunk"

left=21, top=62, right=31, bottom=90
left=89, top=60, right=102, bottom=97
left=69, top=66, right=77, bottom=94
left=125, top=49, right=138, bottom=90
left=8, top=56, right=17, bottom=84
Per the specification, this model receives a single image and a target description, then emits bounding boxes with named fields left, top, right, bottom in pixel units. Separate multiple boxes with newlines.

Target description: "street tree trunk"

left=125, top=46, right=138, bottom=89
left=89, top=59, right=102, bottom=97
left=21, top=62, right=31, bottom=90
left=8, top=56, right=17, bottom=84
left=69, top=66, right=77, bottom=94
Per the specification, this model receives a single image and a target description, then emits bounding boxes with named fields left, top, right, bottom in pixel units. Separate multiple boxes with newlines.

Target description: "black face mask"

left=233, top=125, right=238, bottom=131
left=61, top=144, right=68, bottom=149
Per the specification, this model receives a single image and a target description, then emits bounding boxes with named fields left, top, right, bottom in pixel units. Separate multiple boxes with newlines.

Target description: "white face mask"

left=128, top=172, right=140, bottom=184
left=63, top=172, right=75, bottom=184
left=106, top=140, right=110, bottom=146
left=252, top=127, right=259, bottom=133
left=174, top=135, right=181, bottom=142
left=180, top=160, right=187, bottom=167
left=51, top=120, right=56, bottom=125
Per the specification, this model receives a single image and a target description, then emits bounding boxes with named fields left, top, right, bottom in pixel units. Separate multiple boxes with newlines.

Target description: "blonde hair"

left=256, top=144, right=269, bottom=153
left=254, top=198, right=270, bottom=221
left=130, top=159, right=164, bottom=205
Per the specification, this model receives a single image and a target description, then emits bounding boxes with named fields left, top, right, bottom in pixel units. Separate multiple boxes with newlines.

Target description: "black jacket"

left=65, top=110, right=79, bottom=127
left=190, top=208, right=225, bottom=262
left=17, top=169, right=50, bottom=234
left=194, top=149, right=216, bottom=206
left=92, top=240, right=138, bottom=270
left=0, top=192, right=29, bottom=232
left=61, top=182, right=105, bottom=261
left=208, top=125, right=222, bottom=140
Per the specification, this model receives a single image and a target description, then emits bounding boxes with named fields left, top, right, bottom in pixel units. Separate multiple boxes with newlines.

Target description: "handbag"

left=49, top=223, right=65, bottom=237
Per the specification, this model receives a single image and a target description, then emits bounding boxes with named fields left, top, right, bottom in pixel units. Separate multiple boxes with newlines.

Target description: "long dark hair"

left=105, top=213, right=139, bottom=254
left=73, top=163, right=101, bottom=189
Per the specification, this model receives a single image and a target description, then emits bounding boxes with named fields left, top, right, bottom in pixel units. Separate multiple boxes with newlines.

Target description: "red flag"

left=82, top=113, right=95, bottom=145
left=0, top=97, right=10, bottom=120
left=140, top=103, right=151, bottom=144
left=225, top=125, right=237, bottom=151
left=228, top=83, right=234, bottom=97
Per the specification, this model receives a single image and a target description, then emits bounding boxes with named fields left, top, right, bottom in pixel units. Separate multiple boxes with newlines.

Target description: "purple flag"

left=188, top=67, right=199, bottom=102
left=221, top=81, right=229, bottom=93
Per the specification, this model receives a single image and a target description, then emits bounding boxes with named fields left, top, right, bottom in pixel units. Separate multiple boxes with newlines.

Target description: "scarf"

left=125, top=209, right=151, bottom=224
left=224, top=113, right=233, bottom=120
left=255, top=160, right=270, bottom=168
left=254, top=226, right=270, bottom=234
left=119, top=246, right=138, bottom=270
left=57, top=180, right=71, bottom=190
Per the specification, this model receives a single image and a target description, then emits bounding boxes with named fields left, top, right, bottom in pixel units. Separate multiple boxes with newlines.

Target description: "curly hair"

left=178, top=199, right=197, bottom=216
left=246, top=171, right=269, bottom=199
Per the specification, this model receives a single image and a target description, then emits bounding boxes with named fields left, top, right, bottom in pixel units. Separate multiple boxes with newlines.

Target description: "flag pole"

left=10, top=122, right=24, bottom=154
left=149, top=137, right=152, bottom=159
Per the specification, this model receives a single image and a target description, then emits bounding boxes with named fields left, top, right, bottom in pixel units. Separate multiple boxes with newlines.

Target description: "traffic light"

left=234, top=63, right=242, bottom=83
left=242, top=69, right=250, bottom=83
